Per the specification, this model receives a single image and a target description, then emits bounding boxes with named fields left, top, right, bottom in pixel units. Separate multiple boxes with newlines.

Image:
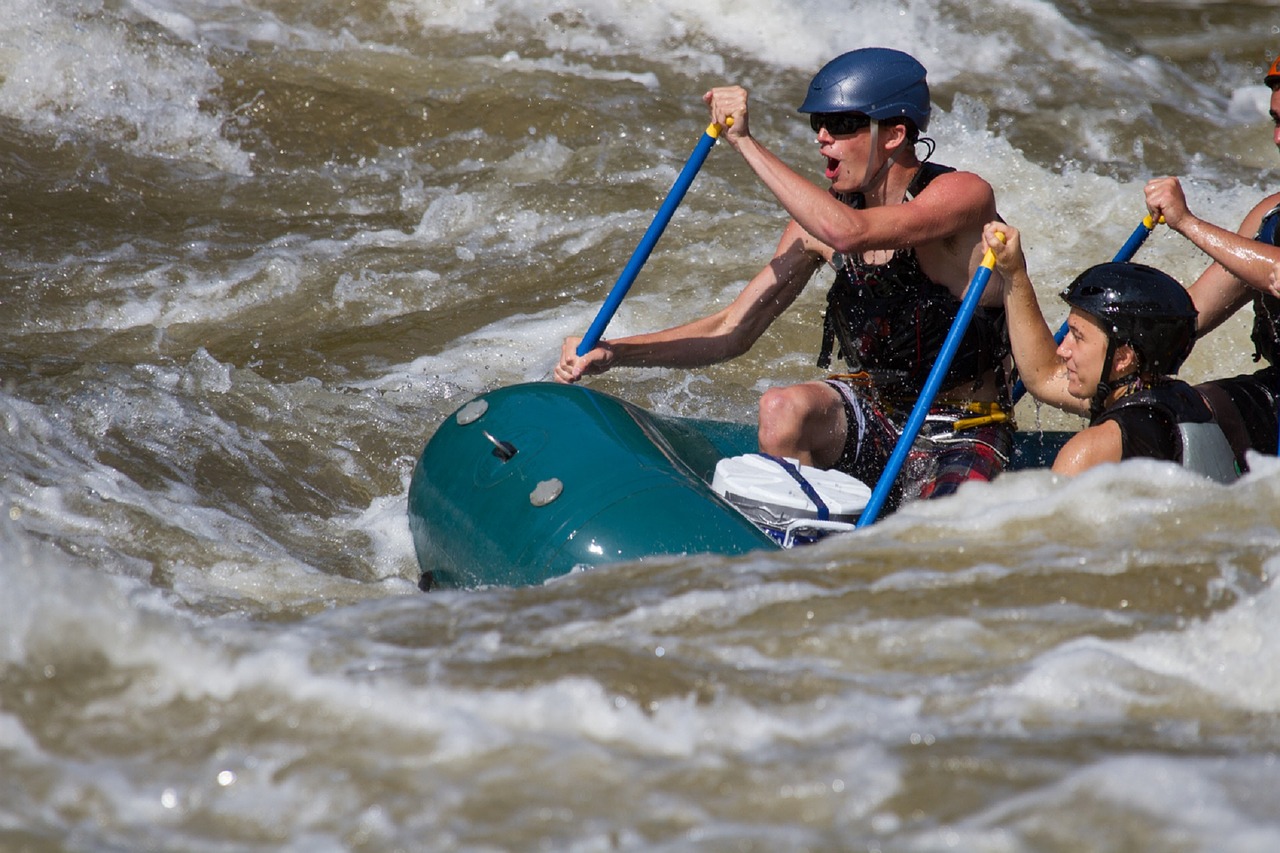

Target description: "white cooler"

left=711, top=454, right=871, bottom=547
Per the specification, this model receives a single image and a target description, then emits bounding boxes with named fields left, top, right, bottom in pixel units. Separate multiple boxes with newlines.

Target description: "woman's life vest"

left=817, top=162, right=1007, bottom=399
left=1094, top=380, right=1239, bottom=483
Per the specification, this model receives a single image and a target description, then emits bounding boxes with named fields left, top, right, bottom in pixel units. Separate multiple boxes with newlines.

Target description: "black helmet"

left=1060, top=262, right=1197, bottom=376
left=797, top=48, right=930, bottom=132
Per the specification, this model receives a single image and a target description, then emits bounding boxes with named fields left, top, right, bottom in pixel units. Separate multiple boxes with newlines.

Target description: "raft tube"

left=408, top=382, right=1068, bottom=590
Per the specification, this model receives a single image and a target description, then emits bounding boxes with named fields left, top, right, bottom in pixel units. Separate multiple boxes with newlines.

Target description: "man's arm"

left=555, top=219, right=826, bottom=383
left=704, top=87, right=996, bottom=297
left=1146, top=179, right=1280, bottom=333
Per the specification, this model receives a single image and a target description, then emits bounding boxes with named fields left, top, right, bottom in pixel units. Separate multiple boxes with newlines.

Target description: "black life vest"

left=1095, top=380, right=1238, bottom=482
left=1249, top=204, right=1280, bottom=365
left=817, top=162, right=1007, bottom=398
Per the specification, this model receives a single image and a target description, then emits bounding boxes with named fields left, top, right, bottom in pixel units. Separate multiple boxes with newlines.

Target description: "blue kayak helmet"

left=798, top=47, right=930, bottom=133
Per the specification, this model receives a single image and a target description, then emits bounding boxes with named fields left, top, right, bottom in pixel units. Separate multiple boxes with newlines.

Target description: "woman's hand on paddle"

left=555, top=336, right=615, bottom=384
left=1144, top=176, right=1191, bottom=231
left=703, top=86, right=749, bottom=146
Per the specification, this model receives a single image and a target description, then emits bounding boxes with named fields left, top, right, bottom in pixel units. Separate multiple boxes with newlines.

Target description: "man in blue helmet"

left=556, top=47, right=1009, bottom=509
left=1141, top=53, right=1280, bottom=470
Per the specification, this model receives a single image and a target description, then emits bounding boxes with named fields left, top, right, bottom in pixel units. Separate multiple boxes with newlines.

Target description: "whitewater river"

left=3, top=0, right=1280, bottom=849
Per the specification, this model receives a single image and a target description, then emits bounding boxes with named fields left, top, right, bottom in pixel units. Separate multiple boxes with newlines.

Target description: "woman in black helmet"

left=557, top=48, right=1010, bottom=510
left=984, top=222, right=1238, bottom=481
left=1141, top=53, right=1280, bottom=466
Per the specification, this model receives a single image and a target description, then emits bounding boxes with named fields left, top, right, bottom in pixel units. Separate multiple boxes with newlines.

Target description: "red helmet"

left=1266, top=55, right=1280, bottom=89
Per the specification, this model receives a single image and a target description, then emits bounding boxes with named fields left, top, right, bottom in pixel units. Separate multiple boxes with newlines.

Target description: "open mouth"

left=824, top=156, right=840, bottom=180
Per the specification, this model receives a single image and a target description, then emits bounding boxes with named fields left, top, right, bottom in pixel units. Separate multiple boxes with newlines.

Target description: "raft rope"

left=759, top=454, right=830, bottom=521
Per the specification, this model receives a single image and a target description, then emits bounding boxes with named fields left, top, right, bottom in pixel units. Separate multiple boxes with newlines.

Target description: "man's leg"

left=757, top=381, right=848, bottom=468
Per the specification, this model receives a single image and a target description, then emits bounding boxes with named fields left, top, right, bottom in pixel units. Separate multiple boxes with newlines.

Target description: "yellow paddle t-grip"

left=707, top=116, right=734, bottom=138
left=979, top=230, right=1005, bottom=270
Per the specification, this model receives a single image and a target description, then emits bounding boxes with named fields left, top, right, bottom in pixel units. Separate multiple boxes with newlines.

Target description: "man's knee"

left=757, top=383, right=842, bottom=463
left=758, top=386, right=805, bottom=451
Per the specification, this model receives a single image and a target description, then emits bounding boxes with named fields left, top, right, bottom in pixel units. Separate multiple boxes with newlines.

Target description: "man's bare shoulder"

left=920, top=166, right=995, bottom=195
left=910, top=167, right=998, bottom=223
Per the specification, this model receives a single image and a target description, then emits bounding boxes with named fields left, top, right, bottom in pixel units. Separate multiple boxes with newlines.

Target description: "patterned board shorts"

left=825, top=378, right=1013, bottom=511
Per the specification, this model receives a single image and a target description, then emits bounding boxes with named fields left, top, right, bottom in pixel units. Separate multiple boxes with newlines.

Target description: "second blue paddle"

left=857, top=244, right=1001, bottom=528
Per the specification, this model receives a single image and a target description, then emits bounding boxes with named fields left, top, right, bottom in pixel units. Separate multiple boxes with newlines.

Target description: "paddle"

left=856, top=243, right=1001, bottom=527
left=576, top=119, right=731, bottom=356
left=1010, top=214, right=1162, bottom=402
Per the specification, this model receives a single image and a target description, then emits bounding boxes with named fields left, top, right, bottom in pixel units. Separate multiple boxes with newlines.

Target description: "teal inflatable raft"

left=408, top=382, right=1070, bottom=590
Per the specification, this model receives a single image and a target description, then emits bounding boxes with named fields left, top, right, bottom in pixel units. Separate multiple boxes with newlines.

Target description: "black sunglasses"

left=809, top=113, right=872, bottom=135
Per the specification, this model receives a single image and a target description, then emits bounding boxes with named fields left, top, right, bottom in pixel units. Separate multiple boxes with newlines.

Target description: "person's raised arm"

left=1145, top=178, right=1280, bottom=331
left=983, top=222, right=1084, bottom=415
left=703, top=86, right=849, bottom=249
left=703, top=86, right=995, bottom=278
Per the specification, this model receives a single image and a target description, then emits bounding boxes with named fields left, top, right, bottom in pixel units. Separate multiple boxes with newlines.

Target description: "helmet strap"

left=1089, top=339, right=1140, bottom=420
left=860, top=122, right=895, bottom=197
left=1089, top=337, right=1120, bottom=421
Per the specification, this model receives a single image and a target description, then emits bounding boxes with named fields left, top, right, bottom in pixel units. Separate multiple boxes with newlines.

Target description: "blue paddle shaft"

left=1010, top=215, right=1159, bottom=403
left=577, top=124, right=724, bottom=356
left=857, top=256, right=998, bottom=527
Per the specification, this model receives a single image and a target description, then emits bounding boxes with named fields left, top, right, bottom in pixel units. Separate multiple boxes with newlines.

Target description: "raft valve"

left=482, top=430, right=518, bottom=461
